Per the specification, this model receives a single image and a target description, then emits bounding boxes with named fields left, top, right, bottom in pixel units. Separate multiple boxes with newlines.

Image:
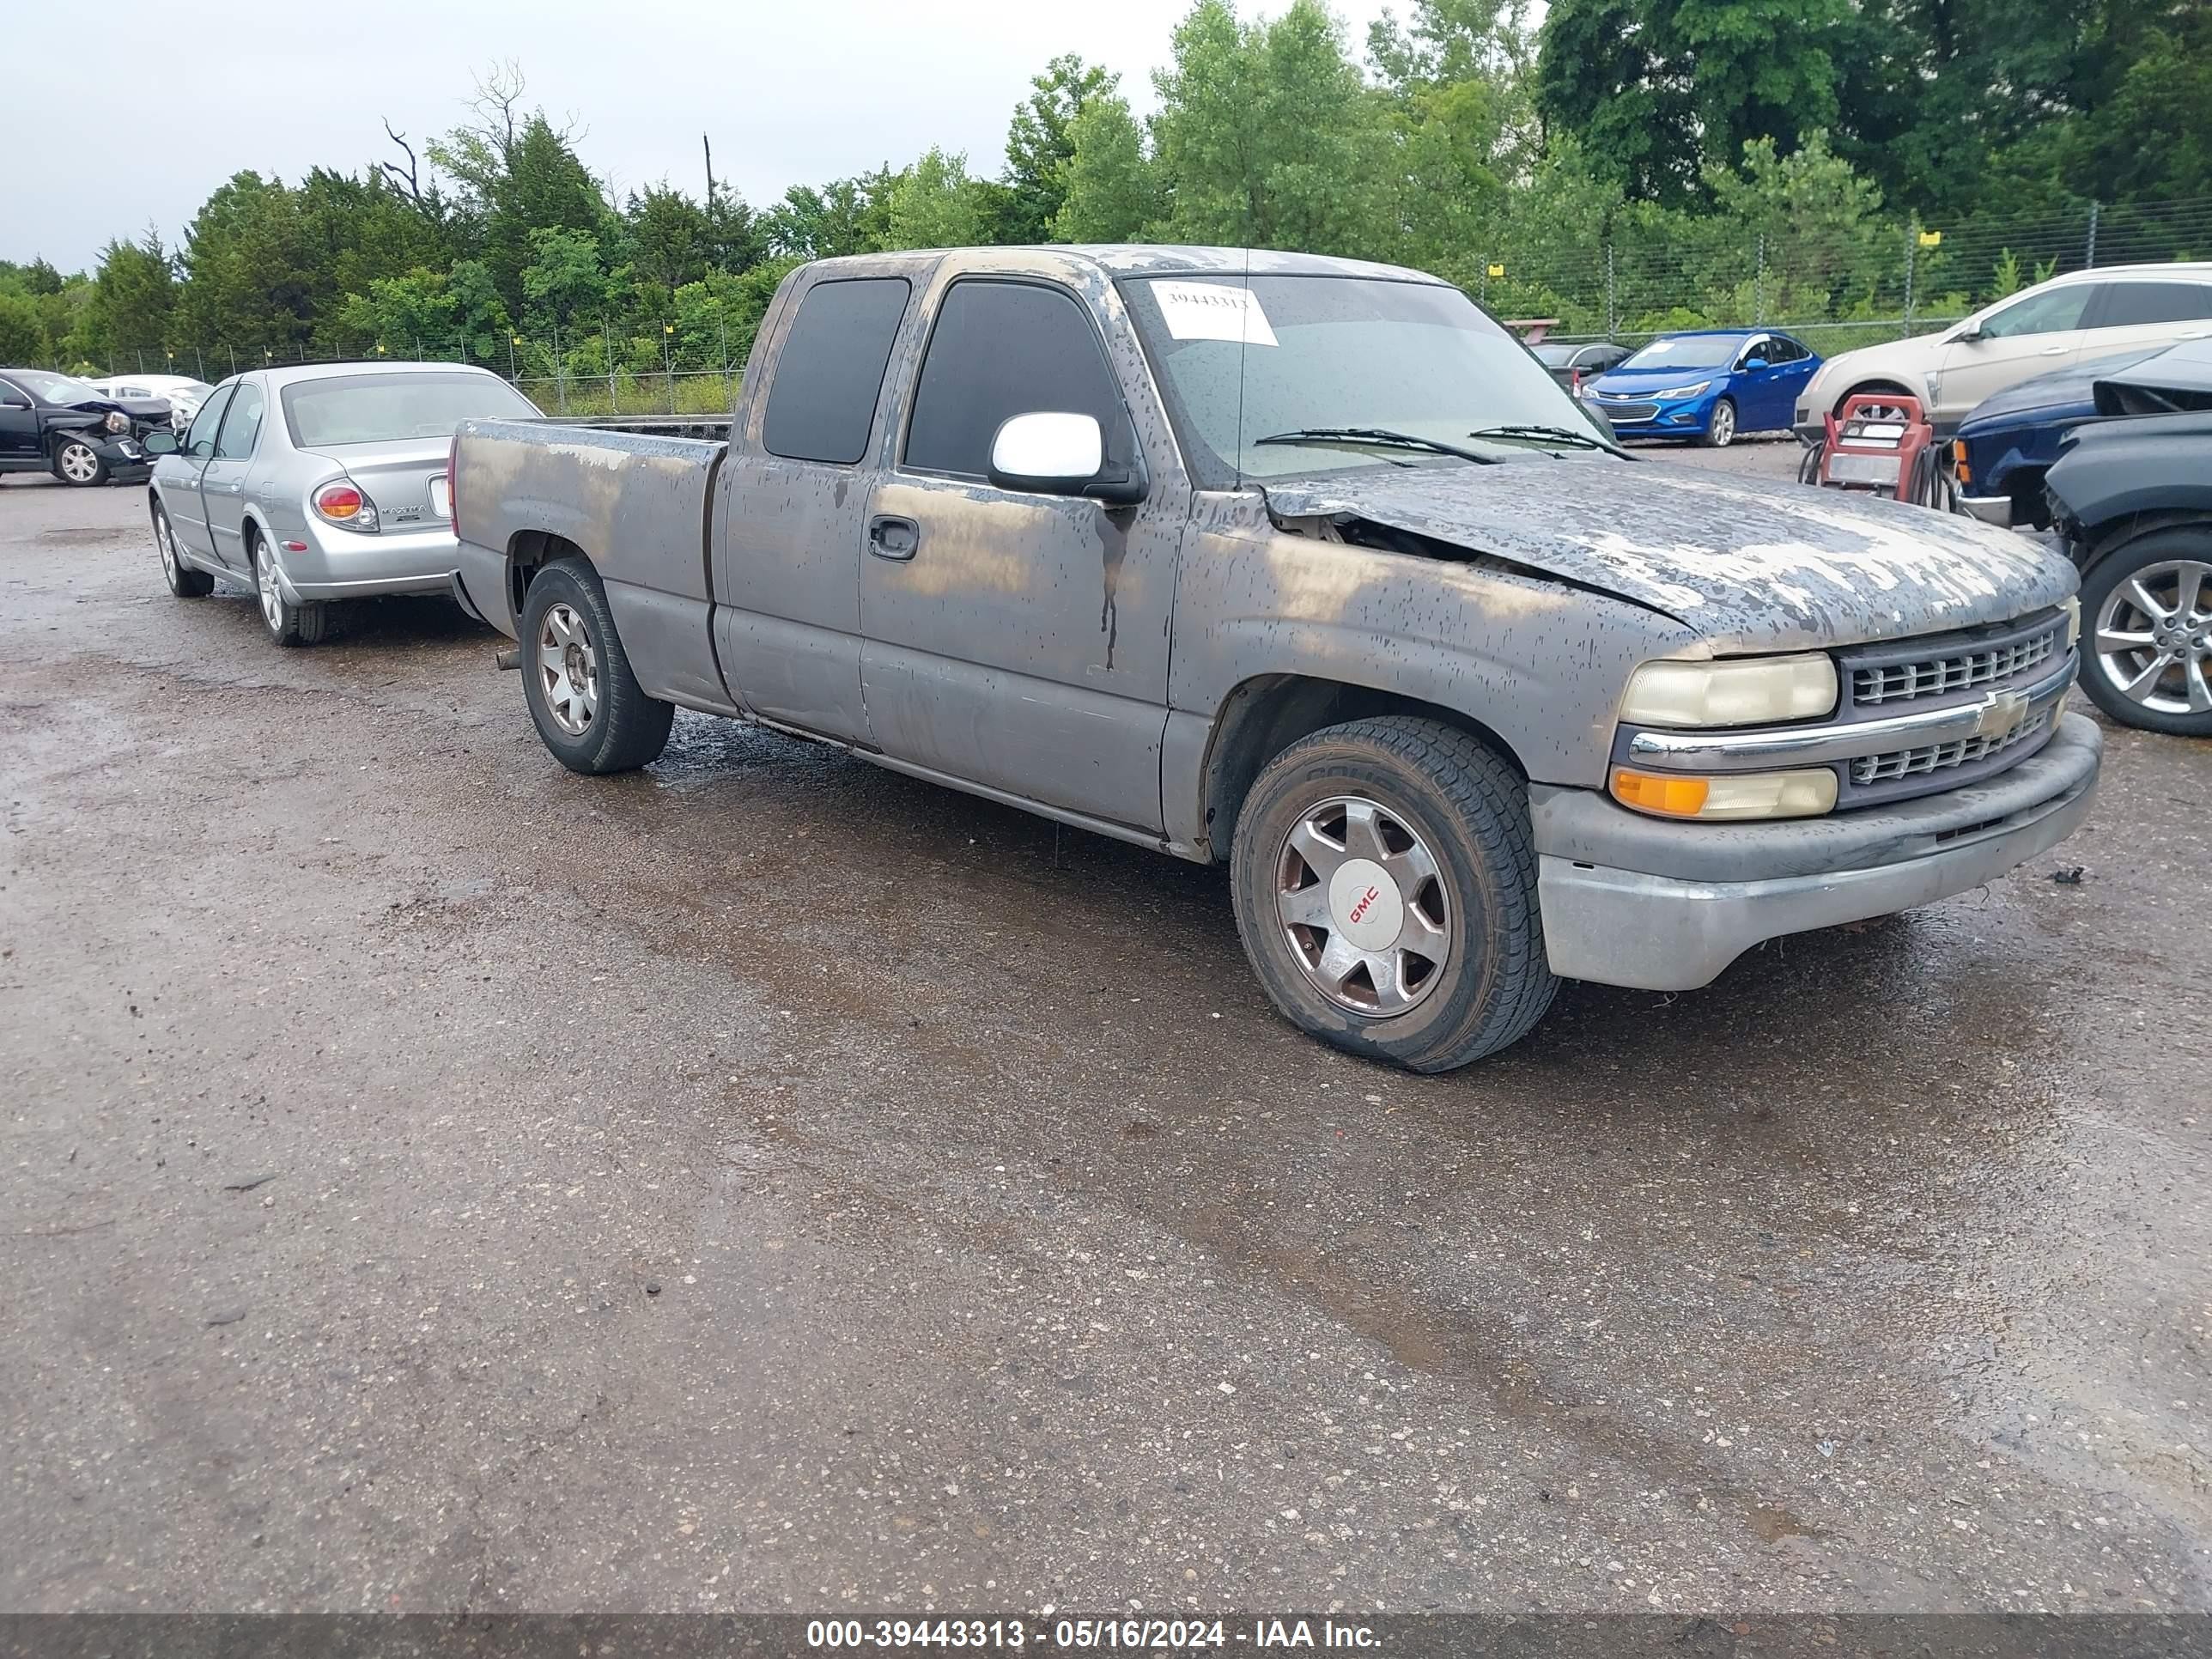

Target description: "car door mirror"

left=988, top=411, right=1147, bottom=507
left=142, top=428, right=179, bottom=455
left=1741, top=356, right=1768, bottom=371
left=1953, top=325, right=1987, bottom=344
left=0, top=395, right=29, bottom=410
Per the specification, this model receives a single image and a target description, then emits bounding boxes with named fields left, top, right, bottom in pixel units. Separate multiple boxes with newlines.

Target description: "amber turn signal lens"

left=315, top=483, right=363, bottom=519
left=1612, top=769, right=1711, bottom=817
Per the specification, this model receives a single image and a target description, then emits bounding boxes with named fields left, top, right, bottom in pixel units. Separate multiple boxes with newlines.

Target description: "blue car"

left=1580, top=329, right=1821, bottom=447
left=1951, top=345, right=2173, bottom=530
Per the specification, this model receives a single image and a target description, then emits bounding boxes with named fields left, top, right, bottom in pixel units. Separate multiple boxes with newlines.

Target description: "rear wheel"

left=1700, top=398, right=1738, bottom=448
left=52, top=437, right=107, bottom=487
left=2078, top=527, right=2212, bottom=736
left=253, top=533, right=331, bottom=647
left=1228, top=717, right=1557, bottom=1072
left=518, top=557, right=674, bottom=774
left=154, top=501, right=212, bottom=597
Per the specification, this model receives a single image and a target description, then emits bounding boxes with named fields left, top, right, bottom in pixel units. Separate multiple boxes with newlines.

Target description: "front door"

left=1731, top=335, right=1791, bottom=430
left=860, top=272, right=1183, bottom=834
left=158, top=382, right=233, bottom=562
left=0, top=377, right=38, bottom=466
left=1935, top=284, right=2094, bottom=423
left=198, top=376, right=267, bottom=571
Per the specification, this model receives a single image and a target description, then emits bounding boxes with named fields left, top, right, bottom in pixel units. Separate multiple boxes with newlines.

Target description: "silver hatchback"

left=145, top=362, right=541, bottom=645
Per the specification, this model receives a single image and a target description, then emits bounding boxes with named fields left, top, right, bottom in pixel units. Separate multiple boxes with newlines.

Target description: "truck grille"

left=1851, top=619, right=2062, bottom=707
left=1849, top=708, right=2051, bottom=785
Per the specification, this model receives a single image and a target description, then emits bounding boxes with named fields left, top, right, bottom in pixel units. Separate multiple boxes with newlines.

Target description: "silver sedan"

left=144, top=361, right=541, bottom=646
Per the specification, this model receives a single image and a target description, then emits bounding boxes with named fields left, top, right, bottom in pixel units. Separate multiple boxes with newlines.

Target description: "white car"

left=1796, top=262, right=2212, bottom=437
left=82, top=374, right=213, bottom=428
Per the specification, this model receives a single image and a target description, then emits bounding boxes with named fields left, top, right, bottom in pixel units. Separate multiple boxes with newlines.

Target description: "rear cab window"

left=762, top=277, right=912, bottom=465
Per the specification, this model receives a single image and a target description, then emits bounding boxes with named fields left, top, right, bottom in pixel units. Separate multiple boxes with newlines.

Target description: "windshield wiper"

left=1252, top=427, right=1499, bottom=465
left=1468, top=422, right=1626, bottom=456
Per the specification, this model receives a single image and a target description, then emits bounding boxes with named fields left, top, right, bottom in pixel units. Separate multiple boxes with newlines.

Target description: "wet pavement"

left=1, top=472, right=2206, bottom=1615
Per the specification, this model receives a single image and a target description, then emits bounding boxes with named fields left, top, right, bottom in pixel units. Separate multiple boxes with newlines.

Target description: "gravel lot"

left=2, top=465, right=2206, bottom=1616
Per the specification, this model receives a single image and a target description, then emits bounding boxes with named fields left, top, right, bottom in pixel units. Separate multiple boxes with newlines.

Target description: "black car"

left=0, top=368, right=164, bottom=487
left=2045, top=374, right=2212, bottom=737
left=1530, top=338, right=1631, bottom=391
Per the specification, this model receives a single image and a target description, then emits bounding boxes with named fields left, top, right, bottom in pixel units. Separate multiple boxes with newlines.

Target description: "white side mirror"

left=989, top=411, right=1103, bottom=489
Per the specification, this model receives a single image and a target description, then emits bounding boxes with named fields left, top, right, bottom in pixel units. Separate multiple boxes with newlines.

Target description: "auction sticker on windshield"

left=1153, top=281, right=1279, bottom=347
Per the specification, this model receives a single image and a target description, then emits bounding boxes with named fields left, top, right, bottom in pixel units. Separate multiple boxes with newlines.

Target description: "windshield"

left=1618, top=335, right=1746, bottom=371
left=11, top=369, right=106, bottom=404
left=1531, top=343, right=1576, bottom=366
left=1118, top=273, right=1609, bottom=485
left=281, top=371, right=539, bottom=447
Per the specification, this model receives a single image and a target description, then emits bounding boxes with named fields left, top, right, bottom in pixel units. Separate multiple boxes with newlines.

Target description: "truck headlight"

left=1612, top=767, right=1838, bottom=820
left=1620, top=653, right=1838, bottom=727
left=105, top=410, right=131, bottom=434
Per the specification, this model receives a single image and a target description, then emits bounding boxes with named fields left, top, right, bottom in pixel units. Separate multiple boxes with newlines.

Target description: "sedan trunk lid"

left=304, top=438, right=453, bottom=530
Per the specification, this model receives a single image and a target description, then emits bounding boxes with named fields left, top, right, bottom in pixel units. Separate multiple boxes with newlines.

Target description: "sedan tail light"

left=313, top=481, right=380, bottom=532
left=447, top=434, right=459, bottom=525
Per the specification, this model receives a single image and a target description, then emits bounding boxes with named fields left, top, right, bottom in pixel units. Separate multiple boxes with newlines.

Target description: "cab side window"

left=903, top=280, right=1134, bottom=479
left=185, top=386, right=235, bottom=457
left=213, top=381, right=265, bottom=460
left=0, top=377, right=31, bottom=408
left=761, top=277, right=912, bottom=465
left=1978, top=286, right=2093, bottom=338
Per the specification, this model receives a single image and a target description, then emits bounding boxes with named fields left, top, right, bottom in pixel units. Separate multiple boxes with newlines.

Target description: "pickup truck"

left=452, top=246, right=2100, bottom=1072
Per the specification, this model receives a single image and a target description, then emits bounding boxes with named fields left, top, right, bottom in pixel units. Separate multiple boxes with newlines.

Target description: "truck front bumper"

left=1530, top=712, right=2101, bottom=990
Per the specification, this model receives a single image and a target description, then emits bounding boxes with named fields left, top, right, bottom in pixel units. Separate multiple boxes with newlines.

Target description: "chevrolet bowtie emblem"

left=1975, top=689, right=2031, bottom=738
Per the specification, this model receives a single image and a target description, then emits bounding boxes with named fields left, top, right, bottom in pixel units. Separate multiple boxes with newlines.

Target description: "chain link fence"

left=65, top=195, right=2212, bottom=415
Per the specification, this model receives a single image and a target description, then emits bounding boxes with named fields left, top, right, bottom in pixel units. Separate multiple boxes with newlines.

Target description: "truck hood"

left=1261, top=458, right=2077, bottom=654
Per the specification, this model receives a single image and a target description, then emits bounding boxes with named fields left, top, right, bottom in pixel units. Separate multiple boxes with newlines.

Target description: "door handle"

left=2039, top=345, right=2068, bottom=356
left=867, top=514, right=920, bottom=561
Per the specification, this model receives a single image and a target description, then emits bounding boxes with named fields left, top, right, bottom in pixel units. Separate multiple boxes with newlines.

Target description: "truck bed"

left=452, top=418, right=733, bottom=714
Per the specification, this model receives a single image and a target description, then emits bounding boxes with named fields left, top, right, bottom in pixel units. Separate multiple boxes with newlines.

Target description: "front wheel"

left=52, top=437, right=107, bottom=487
left=155, top=501, right=212, bottom=597
left=1228, top=717, right=1558, bottom=1072
left=518, top=557, right=675, bottom=774
left=1699, top=398, right=1738, bottom=449
left=2077, top=528, right=2212, bottom=736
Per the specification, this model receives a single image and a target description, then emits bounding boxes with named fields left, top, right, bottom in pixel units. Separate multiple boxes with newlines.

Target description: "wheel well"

left=507, top=530, right=591, bottom=617
left=1201, top=676, right=1526, bottom=861
left=1835, top=380, right=1911, bottom=415
left=2079, top=511, right=2212, bottom=574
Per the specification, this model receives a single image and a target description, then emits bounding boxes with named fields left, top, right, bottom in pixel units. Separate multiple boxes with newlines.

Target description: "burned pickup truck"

left=450, top=246, right=2098, bottom=1071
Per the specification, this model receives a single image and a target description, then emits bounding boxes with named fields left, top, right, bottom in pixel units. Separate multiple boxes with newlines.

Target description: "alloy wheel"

left=256, top=543, right=284, bottom=633
left=58, top=443, right=98, bottom=483
left=2094, top=559, right=2212, bottom=715
left=1275, top=795, right=1452, bottom=1018
left=1709, top=402, right=1736, bottom=447
left=156, top=513, right=178, bottom=583
left=537, top=603, right=600, bottom=736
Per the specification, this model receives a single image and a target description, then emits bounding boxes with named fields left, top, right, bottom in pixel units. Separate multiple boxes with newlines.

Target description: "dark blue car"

left=1953, top=345, right=2179, bottom=530
left=1580, top=329, right=1820, bottom=447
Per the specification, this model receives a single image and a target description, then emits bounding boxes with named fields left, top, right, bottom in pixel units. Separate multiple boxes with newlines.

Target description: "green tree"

left=427, top=67, right=608, bottom=315
left=1150, top=0, right=1395, bottom=253
left=1536, top=0, right=1853, bottom=205
left=1053, top=94, right=1158, bottom=243
left=0, top=292, right=47, bottom=363
left=885, top=149, right=985, bottom=250
left=1002, top=54, right=1120, bottom=243
left=84, top=234, right=176, bottom=362
left=520, top=226, right=612, bottom=331
left=172, top=172, right=315, bottom=354
left=761, top=170, right=897, bottom=260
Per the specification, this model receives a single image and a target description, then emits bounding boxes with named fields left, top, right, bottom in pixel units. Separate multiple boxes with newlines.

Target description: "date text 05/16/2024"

left=805, top=1618, right=1382, bottom=1650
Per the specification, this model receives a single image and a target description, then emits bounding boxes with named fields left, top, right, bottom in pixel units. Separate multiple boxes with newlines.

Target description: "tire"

left=52, top=436, right=108, bottom=487
left=252, top=532, right=331, bottom=647
left=1700, top=398, right=1737, bottom=448
left=1228, top=717, right=1558, bottom=1072
left=1796, top=440, right=1825, bottom=484
left=153, top=501, right=212, bottom=598
left=2075, top=526, right=2212, bottom=737
left=518, top=556, right=675, bottom=774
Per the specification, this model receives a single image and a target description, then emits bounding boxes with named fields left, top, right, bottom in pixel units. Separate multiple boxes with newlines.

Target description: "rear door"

left=159, top=382, right=233, bottom=561
left=858, top=268, right=1183, bottom=833
left=2074, top=277, right=2212, bottom=361
left=1759, top=335, right=1820, bottom=428
left=714, top=272, right=914, bottom=744
left=198, top=376, right=266, bottom=571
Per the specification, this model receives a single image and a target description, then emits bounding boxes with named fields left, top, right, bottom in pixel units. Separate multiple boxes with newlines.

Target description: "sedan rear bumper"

left=277, top=524, right=468, bottom=602
left=1531, top=713, right=2100, bottom=990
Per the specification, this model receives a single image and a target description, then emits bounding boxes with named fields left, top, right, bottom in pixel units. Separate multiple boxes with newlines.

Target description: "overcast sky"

left=8, top=0, right=1398, bottom=274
